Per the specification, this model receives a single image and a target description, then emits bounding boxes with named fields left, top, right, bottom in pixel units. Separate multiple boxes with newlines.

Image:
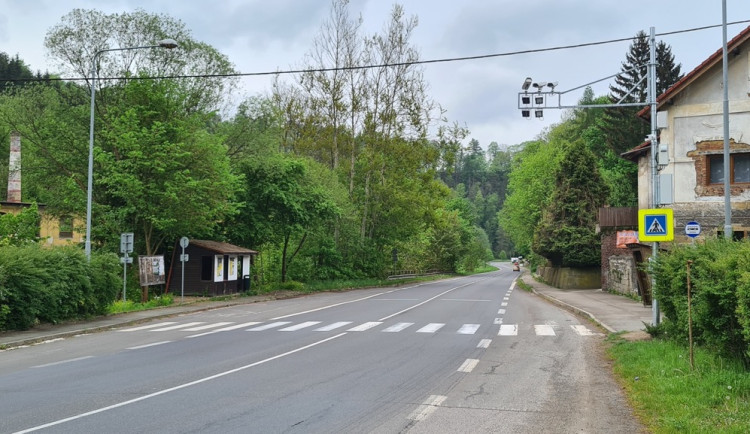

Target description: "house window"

left=201, top=256, right=213, bottom=281
left=59, top=216, right=74, bottom=239
left=708, top=153, right=750, bottom=184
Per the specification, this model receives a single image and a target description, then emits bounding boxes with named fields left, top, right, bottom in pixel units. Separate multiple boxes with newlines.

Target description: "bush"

left=0, top=245, right=121, bottom=331
left=653, top=239, right=750, bottom=366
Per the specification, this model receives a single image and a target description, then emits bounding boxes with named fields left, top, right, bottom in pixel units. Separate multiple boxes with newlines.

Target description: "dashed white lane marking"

left=382, top=322, right=414, bottom=332
left=150, top=322, right=204, bottom=332
left=347, top=321, right=382, bottom=331
left=408, top=395, right=447, bottom=421
left=416, top=323, right=445, bottom=333
left=498, top=309, right=506, bottom=315
left=499, top=324, right=518, bottom=336
left=126, top=341, right=171, bottom=350
left=493, top=318, right=503, bottom=325
left=501, top=302, right=508, bottom=307
left=314, top=321, right=353, bottom=331
left=534, top=325, right=556, bottom=336
left=248, top=321, right=292, bottom=331
left=457, top=324, right=480, bottom=334
left=118, top=322, right=177, bottom=332
left=477, top=339, right=491, bottom=348
left=279, top=321, right=321, bottom=331
left=458, top=358, right=479, bottom=373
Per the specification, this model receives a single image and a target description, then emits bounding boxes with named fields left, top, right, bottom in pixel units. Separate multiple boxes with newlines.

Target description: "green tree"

left=96, top=78, right=240, bottom=254
left=0, top=203, right=41, bottom=246
left=532, top=143, right=608, bottom=267
left=230, top=154, right=341, bottom=282
left=45, top=8, right=236, bottom=114
left=499, top=139, right=563, bottom=256
left=600, top=31, right=682, bottom=155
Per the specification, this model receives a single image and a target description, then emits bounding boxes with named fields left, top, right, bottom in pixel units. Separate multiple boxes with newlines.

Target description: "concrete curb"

left=519, top=273, right=617, bottom=334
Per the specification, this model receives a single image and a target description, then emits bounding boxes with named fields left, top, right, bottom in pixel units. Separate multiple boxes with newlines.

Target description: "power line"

left=2, top=19, right=749, bottom=84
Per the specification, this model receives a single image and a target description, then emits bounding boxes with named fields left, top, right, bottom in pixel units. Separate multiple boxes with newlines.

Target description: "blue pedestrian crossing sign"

left=638, top=208, right=674, bottom=241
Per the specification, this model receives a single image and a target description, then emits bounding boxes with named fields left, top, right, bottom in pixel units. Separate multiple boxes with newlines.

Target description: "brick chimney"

left=7, top=131, right=21, bottom=202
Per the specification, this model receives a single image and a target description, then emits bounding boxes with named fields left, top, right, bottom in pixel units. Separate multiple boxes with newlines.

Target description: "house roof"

left=620, top=140, right=651, bottom=161
left=188, top=239, right=258, bottom=255
left=637, top=24, right=750, bottom=119
left=623, top=24, right=750, bottom=160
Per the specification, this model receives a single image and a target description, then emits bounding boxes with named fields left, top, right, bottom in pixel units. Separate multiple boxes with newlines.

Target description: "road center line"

left=378, top=279, right=482, bottom=321
left=14, top=333, right=347, bottom=434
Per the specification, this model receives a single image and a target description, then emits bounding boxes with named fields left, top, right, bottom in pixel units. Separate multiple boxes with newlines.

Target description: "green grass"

left=107, top=294, right=174, bottom=314
left=608, top=336, right=750, bottom=433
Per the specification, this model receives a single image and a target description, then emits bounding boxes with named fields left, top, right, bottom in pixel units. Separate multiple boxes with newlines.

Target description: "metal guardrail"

left=386, top=270, right=445, bottom=280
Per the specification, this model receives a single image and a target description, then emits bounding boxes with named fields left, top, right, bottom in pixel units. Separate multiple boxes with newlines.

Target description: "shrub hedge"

left=652, top=239, right=750, bottom=366
left=0, top=245, right=120, bottom=331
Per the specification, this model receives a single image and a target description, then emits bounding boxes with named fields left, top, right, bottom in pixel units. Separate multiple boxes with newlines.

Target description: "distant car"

left=512, top=261, right=520, bottom=271
left=510, top=257, right=518, bottom=263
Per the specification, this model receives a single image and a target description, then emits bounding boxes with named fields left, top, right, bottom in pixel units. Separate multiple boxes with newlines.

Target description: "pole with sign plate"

left=120, top=233, right=134, bottom=301
left=179, top=237, right=189, bottom=303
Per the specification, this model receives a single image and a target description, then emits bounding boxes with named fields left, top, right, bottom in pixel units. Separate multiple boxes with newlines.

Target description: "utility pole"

left=518, top=27, right=662, bottom=326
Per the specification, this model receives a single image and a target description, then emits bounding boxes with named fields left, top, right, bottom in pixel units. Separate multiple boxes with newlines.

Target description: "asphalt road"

left=0, top=266, right=643, bottom=433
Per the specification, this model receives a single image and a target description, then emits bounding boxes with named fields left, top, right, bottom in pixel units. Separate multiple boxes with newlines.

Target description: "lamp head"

left=532, top=81, right=547, bottom=91
left=157, top=39, right=179, bottom=49
left=521, top=77, right=532, bottom=91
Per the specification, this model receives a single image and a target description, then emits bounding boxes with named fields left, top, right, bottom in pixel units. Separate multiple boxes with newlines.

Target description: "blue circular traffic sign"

left=685, top=221, right=701, bottom=238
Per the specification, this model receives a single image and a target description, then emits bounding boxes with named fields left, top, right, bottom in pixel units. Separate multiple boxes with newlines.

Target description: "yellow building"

left=0, top=202, right=84, bottom=247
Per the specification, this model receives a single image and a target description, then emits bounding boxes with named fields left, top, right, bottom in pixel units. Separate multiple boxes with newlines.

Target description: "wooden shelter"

left=166, top=239, right=258, bottom=296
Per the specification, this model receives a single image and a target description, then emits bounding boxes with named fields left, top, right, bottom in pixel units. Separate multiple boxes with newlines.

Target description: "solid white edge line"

left=32, top=356, right=94, bottom=369
left=14, top=333, right=347, bottom=434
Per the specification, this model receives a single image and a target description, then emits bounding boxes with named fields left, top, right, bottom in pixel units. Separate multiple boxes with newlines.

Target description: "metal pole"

left=648, top=27, right=661, bottom=326
left=122, top=254, right=128, bottom=302
left=84, top=40, right=178, bottom=261
left=722, top=0, right=732, bottom=239
left=85, top=53, right=99, bottom=260
left=181, top=247, right=185, bottom=303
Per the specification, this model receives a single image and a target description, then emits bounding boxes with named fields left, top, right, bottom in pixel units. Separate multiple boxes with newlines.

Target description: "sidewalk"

left=1, top=273, right=655, bottom=349
left=519, top=272, right=655, bottom=335
left=0, top=295, right=277, bottom=350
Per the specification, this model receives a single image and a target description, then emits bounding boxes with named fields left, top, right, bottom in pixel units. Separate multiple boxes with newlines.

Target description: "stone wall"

left=607, top=255, right=639, bottom=296
left=537, top=266, right=601, bottom=289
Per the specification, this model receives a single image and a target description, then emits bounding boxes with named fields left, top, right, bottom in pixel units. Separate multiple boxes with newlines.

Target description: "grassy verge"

left=107, top=294, right=174, bottom=314
left=607, top=336, right=750, bottom=433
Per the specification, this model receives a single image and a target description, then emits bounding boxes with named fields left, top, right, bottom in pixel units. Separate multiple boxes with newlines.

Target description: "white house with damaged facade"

left=623, top=24, right=750, bottom=241
left=603, top=25, right=750, bottom=298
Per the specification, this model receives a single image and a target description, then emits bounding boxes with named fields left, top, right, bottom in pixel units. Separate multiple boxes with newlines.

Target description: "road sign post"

left=120, top=233, right=134, bottom=301
left=180, top=237, right=189, bottom=303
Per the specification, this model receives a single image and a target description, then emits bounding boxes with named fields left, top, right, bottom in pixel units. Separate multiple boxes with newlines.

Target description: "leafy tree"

left=0, top=203, right=41, bottom=246
left=230, top=154, right=341, bottom=282
left=96, top=78, right=240, bottom=255
left=45, top=8, right=236, bottom=114
left=532, top=143, right=608, bottom=267
left=499, top=139, right=563, bottom=256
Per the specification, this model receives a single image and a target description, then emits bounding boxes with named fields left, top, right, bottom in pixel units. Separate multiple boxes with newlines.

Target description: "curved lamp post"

left=85, top=39, right=178, bottom=260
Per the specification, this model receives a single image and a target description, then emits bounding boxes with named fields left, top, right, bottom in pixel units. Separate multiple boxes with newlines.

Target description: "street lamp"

left=85, top=39, right=178, bottom=260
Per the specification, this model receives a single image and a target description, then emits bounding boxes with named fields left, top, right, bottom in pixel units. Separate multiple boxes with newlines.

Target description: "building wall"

left=638, top=43, right=750, bottom=237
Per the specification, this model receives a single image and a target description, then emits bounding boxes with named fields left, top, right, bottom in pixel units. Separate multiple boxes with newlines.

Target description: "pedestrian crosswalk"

left=117, top=319, right=602, bottom=337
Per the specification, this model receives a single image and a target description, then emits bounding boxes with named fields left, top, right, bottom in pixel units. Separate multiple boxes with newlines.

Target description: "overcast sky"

left=2, top=0, right=750, bottom=149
